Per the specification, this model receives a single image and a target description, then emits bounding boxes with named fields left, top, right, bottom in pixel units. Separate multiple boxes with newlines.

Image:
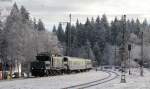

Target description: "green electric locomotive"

left=30, top=52, right=92, bottom=77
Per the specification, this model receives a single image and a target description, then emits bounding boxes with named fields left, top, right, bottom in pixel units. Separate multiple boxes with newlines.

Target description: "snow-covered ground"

left=89, top=68, right=150, bottom=89
left=0, top=68, right=150, bottom=89
left=0, top=70, right=108, bottom=89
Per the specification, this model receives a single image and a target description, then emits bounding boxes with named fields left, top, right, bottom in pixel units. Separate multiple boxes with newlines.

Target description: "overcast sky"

left=1, top=0, right=150, bottom=30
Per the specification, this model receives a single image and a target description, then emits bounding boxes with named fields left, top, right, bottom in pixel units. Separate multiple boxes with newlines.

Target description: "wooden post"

left=0, top=63, right=2, bottom=80
left=10, top=64, right=12, bottom=79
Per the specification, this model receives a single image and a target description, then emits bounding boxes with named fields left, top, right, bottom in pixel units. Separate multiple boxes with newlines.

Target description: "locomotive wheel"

left=58, top=70, right=62, bottom=75
left=45, top=70, right=49, bottom=76
left=51, top=70, right=55, bottom=76
left=55, top=71, right=57, bottom=75
left=62, top=69, right=65, bottom=74
left=50, top=70, right=54, bottom=76
left=61, top=70, right=63, bottom=74
left=68, top=70, right=71, bottom=74
left=64, top=64, right=70, bottom=74
left=53, top=70, right=57, bottom=75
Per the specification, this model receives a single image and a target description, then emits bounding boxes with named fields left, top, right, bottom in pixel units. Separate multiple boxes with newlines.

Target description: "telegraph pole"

left=140, top=31, right=144, bottom=76
left=68, top=14, right=72, bottom=56
left=60, top=14, right=72, bottom=56
left=69, top=14, right=72, bottom=25
left=120, top=15, right=127, bottom=83
left=114, top=42, right=117, bottom=70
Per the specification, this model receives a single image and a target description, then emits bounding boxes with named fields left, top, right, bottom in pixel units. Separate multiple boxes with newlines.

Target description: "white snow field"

left=0, top=70, right=108, bottom=89
left=1, top=69, right=150, bottom=89
left=88, top=68, right=150, bottom=89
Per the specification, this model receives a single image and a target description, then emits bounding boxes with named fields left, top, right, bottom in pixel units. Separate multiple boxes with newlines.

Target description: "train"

left=30, top=52, right=92, bottom=77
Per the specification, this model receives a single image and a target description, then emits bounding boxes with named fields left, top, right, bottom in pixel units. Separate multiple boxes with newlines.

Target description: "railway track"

left=62, top=70, right=119, bottom=89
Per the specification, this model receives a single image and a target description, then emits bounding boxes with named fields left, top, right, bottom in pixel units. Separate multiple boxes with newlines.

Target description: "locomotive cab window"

left=36, top=52, right=51, bottom=61
left=36, top=56, right=51, bottom=61
left=45, top=64, right=50, bottom=66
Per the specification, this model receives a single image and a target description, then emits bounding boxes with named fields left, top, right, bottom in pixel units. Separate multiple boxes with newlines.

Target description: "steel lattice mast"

left=120, top=15, right=127, bottom=83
